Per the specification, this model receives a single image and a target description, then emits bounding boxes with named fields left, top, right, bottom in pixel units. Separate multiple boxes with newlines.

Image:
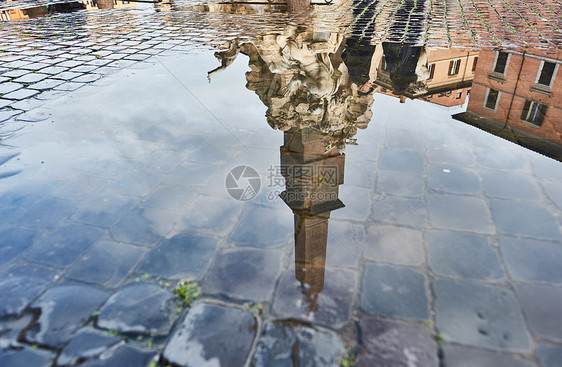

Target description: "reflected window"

left=472, top=57, right=478, bottom=72
left=381, top=57, right=388, bottom=71
left=456, top=92, right=462, bottom=99
left=448, top=59, right=461, bottom=76
left=428, top=63, right=435, bottom=80
left=493, top=52, right=509, bottom=74
left=536, top=61, right=557, bottom=87
left=521, top=100, right=547, bottom=126
left=484, top=88, right=499, bottom=110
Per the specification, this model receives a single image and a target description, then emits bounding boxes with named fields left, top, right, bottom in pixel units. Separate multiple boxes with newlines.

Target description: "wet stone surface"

left=357, top=318, right=439, bottom=367
left=0, top=348, right=52, bottom=367
left=433, top=279, right=530, bottom=352
left=536, top=345, right=562, bottom=367
left=501, top=238, right=562, bottom=284
left=0, top=275, right=51, bottom=318
left=162, top=303, right=256, bottom=367
left=97, top=283, right=178, bottom=336
left=515, top=284, right=562, bottom=343
left=361, top=263, right=429, bottom=321
left=56, top=329, right=122, bottom=367
left=491, top=200, right=561, bottom=241
left=251, top=320, right=345, bottom=367
left=78, top=344, right=156, bottom=367
left=442, top=345, right=535, bottom=367
left=25, top=285, right=109, bottom=348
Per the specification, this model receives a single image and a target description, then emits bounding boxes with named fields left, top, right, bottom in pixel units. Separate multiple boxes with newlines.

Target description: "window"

left=428, top=63, right=435, bottom=80
left=456, top=92, right=462, bottom=99
left=381, top=57, right=388, bottom=71
left=536, top=61, right=556, bottom=87
left=484, top=88, right=499, bottom=110
left=521, top=100, right=547, bottom=126
left=448, top=60, right=461, bottom=76
left=493, top=52, right=509, bottom=74
left=472, top=57, right=478, bottom=72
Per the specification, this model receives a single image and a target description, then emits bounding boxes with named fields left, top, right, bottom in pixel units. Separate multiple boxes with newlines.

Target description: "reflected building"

left=454, top=48, right=562, bottom=160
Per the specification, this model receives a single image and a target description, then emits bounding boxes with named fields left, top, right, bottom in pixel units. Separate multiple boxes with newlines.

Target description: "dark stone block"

left=361, top=224, right=425, bottom=266
left=428, top=165, right=481, bottom=195
left=97, top=282, right=177, bottom=336
left=0, top=275, right=50, bottom=318
left=428, top=194, right=494, bottom=234
left=433, top=279, right=530, bottom=351
left=110, top=170, right=162, bottom=197
left=361, top=263, right=428, bottom=321
left=332, top=186, right=372, bottom=221
left=79, top=344, right=156, bottom=367
left=135, top=233, right=218, bottom=280
left=515, top=284, right=562, bottom=342
left=0, top=227, right=38, bottom=267
left=357, top=318, right=438, bottom=367
left=162, top=303, right=256, bottom=367
left=501, top=237, right=562, bottom=284
left=203, top=247, right=282, bottom=302
left=25, top=285, right=109, bottom=348
left=376, top=170, right=425, bottom=198
left=272, top=267, right=356, bottom=328
left=379, top=150, right=425, bottom=172
left=16, top=198, right=74, bottom=229
left=24, top=224, right=104, bottom=268
left=537, top=344, right=562, bottom=367
left=67, top=241, right=146, bottom=288
left=111, top=206, right=176, bottom=247
left=426, top=230, right=504, bottom=280
left=57, top=329, right=122, bottom=366
left=71, top=193, right=136, bottom=228
left=175, top=196, right=244, bottom=237
left=541, top=182, right=562, bottom=211
left=481, top=171, right=540, bottom=201
left=371, top=196, right=427, bottom=228
left=491, top=200, right=561, bottom=240
left=0, top=349, right=51, bottom=367
left=443, top=345, right=535, bottom=367
left=144, top=185, right=196, bottom=212
left=0, top=314, right=34, bottom=349
left=229, top=207, right=292, bottom=248
left=251, top=320, right=345, bottom=367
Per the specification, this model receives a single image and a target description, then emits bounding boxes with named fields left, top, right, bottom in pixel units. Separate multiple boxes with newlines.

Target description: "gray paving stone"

left=54, top=81, right=85, bottom=91
left=361, top=224, right=425, bottom=266
left=57, top=329, right=122, bottom=367
left=2, top=88, right=39, bottom=100
left=0, top=313, right=34, bottom=349
left=376, top=170, right=425, bottom=197
left=13, top=73, right=49, bottom=84
left=379, top=150, right=425, bottom=172
left=501, top=237, right=562, bottom=284
left=162, top=303, right=257, bottom=367
left=229, top=206, right=292, bottom=248
left=0, top=82, right=23, bottom=94
left=537, top=344, right=562, bottom=367
left=67, top=241, right=146, bottom=288
left=0, top=275, right=50, bottom=318
left=252, top=320, right=345, bottom=367
left=203, top=247, right=282, bottom=302
left=272, top=267, right=356, bottom=328
left=20, top=62, right=51, bottom=71
left=72, top=65, right=98, bottom=73
left=433, top=279, right=530, bottom=352
left=475, top=148, right=528, bottom=171
left=426, top=230, right=504, bottom=281
left=24, top=223, right=104, bottom=268
left=110, top=170, right=162, bottom=197
left=73, top=73, right=101, bottom=83
left=135, top=233, right=218, bottom=280
left=541, top=182, right=562, bottom=211
left=57, top=60, right=83, bottom=68
left=428, top=165, right=481, bottom=195
left=39, top=66, right=68, bottom=75
left=16, top=198, right=74, bottom=228
left=491, top=200, right=561, bottom=240
left=515, top=284, right=562, bottom=343
left=531, top=158, right=562, bottom=181
left=2, top=70, right=29, bottom=78
left=428, top=195, right=494, bottom=234
left=28, top=78, right=64, bottom=91
left=144, top=185, right=196, bottom=212
left=0, top=349, right=52, bottom=367
left=97, top=283, right=178, bottom=336
left=51, top=71, right=83, bottom=81
left=371, top=196, right=427, bottom=228
left=325, top=220, right=362, bottom=269
left=331, top=185, right=372, bottom=221
left=111, top=206, right=176, bottom=247
left=0, top=227, right=39, bottom=267
left=175, top=196, right=245, bottom=237
left=72, top=193, right=136, bottom=228
left=481, top=171, right=541, bottom=201
left=79, top=344, right=156, bottom=367
left=361, top=263, right=428, bottom=321
left=25, top=285, right=109, bottom=348
left=443, top=345, right=535, bottom=367
left=357, top=318, right=438, bottom=367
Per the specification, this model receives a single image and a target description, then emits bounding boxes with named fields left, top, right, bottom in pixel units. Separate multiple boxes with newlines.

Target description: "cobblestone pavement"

left=0, top=1, right=561, bottom=367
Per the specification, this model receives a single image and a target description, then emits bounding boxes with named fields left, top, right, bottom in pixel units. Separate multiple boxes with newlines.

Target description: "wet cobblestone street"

left=0, top=0, right=561, bottom=366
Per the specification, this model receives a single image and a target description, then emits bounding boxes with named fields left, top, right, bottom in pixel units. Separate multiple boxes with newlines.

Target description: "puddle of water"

left=0, top=3, right=561, bottom=367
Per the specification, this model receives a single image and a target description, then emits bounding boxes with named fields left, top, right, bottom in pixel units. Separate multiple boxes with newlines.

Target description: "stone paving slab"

left=515, top=284, right=562, bottom=343
left=56, top=329, right=122, bottom=367
left=442, top=345, right=536, bottom=367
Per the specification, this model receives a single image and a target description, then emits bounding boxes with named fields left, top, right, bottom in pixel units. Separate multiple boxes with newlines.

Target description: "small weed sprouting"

left=339, top=349, right=356, bottom=367
left=436, top=333, right=445, bottom=344
left=244, top=302, right=263, bottom=316
left=91, top=311, right=100, bottom=318
left=423, top=320, right=434, bottom=329
left=173, top=279, right=201, bottom=306
left=104, top=329, right=119, bottom=336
